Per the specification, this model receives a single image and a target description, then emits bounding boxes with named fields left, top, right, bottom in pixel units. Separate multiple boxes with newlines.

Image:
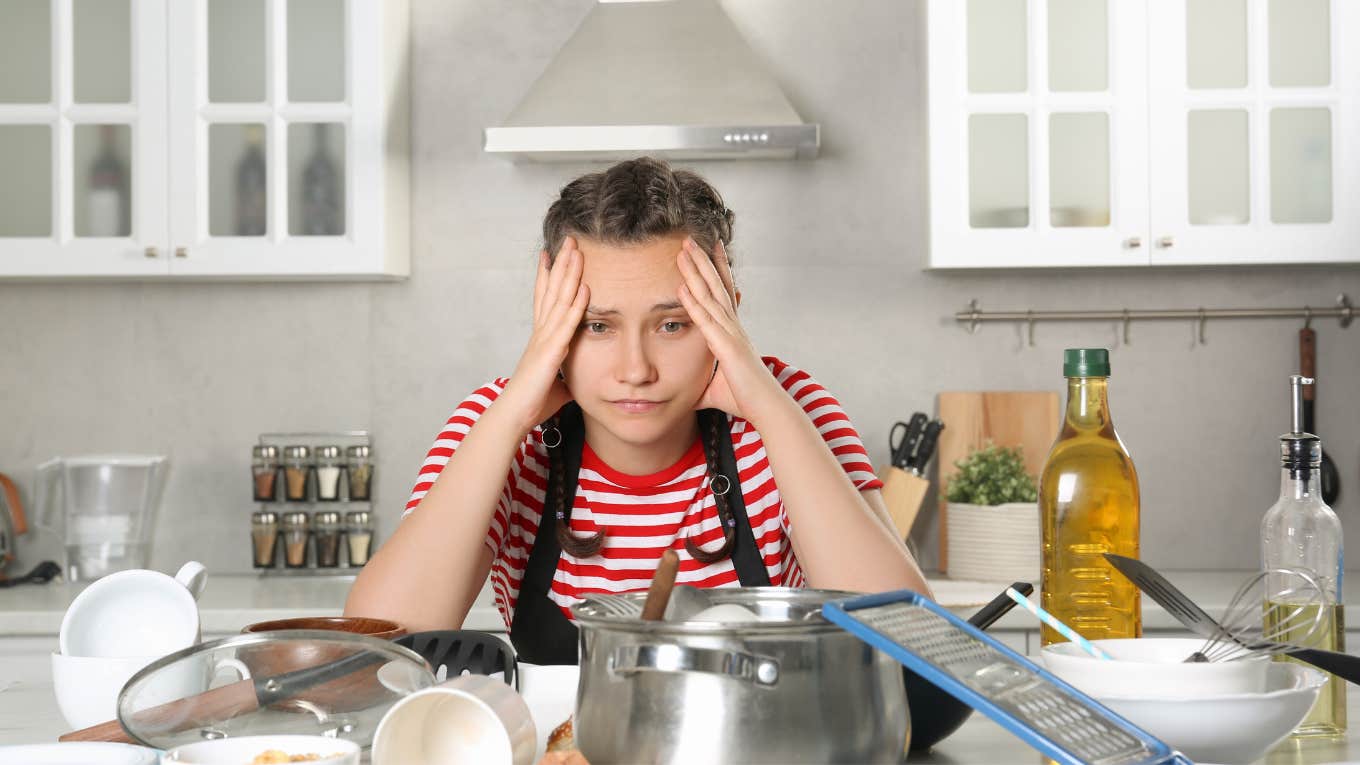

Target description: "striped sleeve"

left=764, top=357, right=884, bottom=493
left=403, top=378, right=517, bottom=558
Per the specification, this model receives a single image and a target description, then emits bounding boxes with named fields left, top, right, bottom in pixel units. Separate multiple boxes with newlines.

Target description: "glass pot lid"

left=116, top=630, right=435, bottom=751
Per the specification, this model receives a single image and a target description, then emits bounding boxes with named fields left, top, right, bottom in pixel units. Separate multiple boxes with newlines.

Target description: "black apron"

left=509, top=403, right=771, bottom=665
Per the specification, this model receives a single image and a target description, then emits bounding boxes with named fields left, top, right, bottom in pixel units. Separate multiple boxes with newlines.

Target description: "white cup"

left=60, top=561, right=206, bottom=658
left=517, top=662, right=580, bottom=762
left=371, top=674, right=537, bottom=765
left=51, top=650, right=234, bottom=731
left=162, top=735, right=359, bottom=764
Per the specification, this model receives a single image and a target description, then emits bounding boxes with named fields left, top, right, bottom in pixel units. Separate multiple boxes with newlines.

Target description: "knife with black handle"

left=907, top=420, right=945, bottom=475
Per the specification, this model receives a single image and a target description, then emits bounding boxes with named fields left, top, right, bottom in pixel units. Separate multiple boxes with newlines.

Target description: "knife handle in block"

left=876, top=465, right=930, bottom=542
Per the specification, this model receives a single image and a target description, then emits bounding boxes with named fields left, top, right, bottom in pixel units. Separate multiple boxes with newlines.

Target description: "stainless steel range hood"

left=484, top=0, right=819, bottom=162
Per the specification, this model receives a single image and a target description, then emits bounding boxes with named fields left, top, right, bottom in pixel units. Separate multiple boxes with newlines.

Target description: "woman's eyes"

left=579, top=320, right=688, bottom=335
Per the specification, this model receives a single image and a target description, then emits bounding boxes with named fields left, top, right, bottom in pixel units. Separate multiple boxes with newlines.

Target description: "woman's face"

left=562, top=233, right=716, bottom=455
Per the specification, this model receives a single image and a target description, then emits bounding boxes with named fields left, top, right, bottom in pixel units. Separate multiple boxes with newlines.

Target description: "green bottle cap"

left=1064, top=348, right=1111, bottom=377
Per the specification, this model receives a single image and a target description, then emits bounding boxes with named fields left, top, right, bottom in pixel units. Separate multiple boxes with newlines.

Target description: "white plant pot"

left=945, top=502, right=1040, bottom=583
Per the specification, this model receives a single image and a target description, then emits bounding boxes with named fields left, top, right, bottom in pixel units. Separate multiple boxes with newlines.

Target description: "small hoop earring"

left=710, top=474, right=731, bottom=496
left=541, top=425, right=562, bottom=449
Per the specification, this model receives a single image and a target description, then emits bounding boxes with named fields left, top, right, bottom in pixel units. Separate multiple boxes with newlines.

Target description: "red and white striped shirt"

left=404, top=357, right=883, bottom=629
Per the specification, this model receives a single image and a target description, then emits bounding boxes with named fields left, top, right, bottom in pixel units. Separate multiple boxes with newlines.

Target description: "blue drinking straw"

left=1005, top=587, right=1113, bottom=661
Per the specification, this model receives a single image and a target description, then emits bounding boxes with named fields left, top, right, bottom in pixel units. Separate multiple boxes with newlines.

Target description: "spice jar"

left=346, top=445, right=373, bottom=501
left=283, top=446, right=312, bottom=502
left=345, top=510, right=374, bottom=567
left=282, top=511, right=311, bottom=568
left=251, top=510, right=280, bottom=568
left=315, top=446, right=343, bottom=502
left=313, top=511, right=342, bottom=568
left=252, top=445, right=280, bottom=502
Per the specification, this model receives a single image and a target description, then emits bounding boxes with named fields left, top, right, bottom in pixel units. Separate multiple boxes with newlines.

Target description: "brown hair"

left=540, top=157, right=739, bottom=565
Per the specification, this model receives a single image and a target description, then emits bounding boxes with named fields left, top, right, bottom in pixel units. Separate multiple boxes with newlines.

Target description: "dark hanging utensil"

left=1300, top=327, right=1341, bottom=504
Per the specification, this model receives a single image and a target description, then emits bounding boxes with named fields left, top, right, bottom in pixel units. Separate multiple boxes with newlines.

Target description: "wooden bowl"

left=237, top=617, right=407, bottom=712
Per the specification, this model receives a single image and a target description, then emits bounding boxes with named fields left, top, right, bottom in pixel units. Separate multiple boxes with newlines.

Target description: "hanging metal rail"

left=956, top=293, right=1353, bottom=346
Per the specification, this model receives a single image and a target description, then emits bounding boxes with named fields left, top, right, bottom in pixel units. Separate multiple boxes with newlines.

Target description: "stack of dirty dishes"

left=52, top=561, right=207, bottom=731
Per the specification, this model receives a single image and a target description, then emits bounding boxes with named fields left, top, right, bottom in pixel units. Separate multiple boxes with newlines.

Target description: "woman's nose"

left=615, top=336, right=657, bottom=385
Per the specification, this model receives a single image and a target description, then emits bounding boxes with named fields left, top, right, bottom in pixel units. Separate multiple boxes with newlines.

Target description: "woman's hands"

left=677, top=238, right=785, bottom=426
left=500, top=237, right=589, bottom=433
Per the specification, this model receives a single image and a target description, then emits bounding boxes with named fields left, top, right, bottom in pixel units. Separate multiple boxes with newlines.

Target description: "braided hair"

left=547, top=407, right=740, bottom=564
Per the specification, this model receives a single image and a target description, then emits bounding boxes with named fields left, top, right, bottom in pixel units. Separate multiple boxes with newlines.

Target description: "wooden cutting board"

left=936, top=391, right=1060, bottom=573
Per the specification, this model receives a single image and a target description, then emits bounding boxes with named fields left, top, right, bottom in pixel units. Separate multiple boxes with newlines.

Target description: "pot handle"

left=609, top=643, right=780, bottom=687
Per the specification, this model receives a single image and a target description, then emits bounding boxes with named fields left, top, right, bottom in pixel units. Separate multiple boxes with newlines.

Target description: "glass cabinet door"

left=167, top=0, right=384, bottom=276
left=929, top=0, right=1149, bottom=267
left=0, top=0, right=168, bottom=276
left=1149, top=0, right=1359, bottom=265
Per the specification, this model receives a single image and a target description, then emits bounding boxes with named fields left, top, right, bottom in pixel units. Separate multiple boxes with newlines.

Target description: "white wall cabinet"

left=0, top=0, right=409, bottom=280
left=928, top=0, right=1360, bottom=268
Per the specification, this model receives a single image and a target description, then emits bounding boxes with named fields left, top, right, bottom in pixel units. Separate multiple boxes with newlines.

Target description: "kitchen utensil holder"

left=254, top=431, right=373, bottom=577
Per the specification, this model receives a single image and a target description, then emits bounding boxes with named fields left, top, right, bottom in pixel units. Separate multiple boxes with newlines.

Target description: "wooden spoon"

left=640, top=550, right=680, bottom=622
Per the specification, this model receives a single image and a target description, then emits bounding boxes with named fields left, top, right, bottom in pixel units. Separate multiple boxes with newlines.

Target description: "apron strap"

left=509, top=407, right=770, bottom=665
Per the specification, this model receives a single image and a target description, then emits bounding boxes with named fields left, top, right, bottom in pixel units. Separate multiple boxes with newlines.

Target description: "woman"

left=345, top=157, right=930, bottom=663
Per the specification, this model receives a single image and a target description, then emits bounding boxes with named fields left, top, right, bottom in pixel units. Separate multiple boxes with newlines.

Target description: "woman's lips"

left=611, top=399, right=663, bottom=413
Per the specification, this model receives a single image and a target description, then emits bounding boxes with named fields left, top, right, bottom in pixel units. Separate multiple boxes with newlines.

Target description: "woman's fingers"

left=683, top=239, right=735, bottom=314
left=712, top=240, right=737, bottom=301
left=532, top=250, right=550, bottom=320
left=538, top=237, right=578, bottom=328
left=677, top=249, right=736, bottom=332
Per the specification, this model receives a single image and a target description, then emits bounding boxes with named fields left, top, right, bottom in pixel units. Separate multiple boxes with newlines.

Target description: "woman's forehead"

left=578, top=235, right=688, bottom=308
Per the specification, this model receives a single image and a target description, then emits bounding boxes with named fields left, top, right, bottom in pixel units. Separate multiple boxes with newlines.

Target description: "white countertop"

left=3, top=634, right=1360, bottom=763
left=4, top=570, right=1360, bottom=762
left=4, top=569, right=1359, bottom=637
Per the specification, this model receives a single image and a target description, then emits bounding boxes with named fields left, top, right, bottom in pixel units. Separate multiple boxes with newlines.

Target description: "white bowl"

left=1040, top=637, right=1270, bottom=699
left=1096, top=663, right=1326, bottom=764
left=161, top=735, right=359, bottom=764
left=0, top=742, right=158, bottom=764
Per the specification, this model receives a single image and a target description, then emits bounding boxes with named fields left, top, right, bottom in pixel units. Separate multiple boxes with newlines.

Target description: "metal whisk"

left=1186, top=566, right=1331, bottom=663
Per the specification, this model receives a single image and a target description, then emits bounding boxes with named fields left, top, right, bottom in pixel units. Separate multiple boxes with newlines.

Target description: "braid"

left=549, top=416, right=607, bottom=558
left=685, top=410, right=737, bottom=565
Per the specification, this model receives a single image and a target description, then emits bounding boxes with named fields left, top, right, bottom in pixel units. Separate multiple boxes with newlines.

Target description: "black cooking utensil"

left=907, top=420, right=945, bottom=475
left=905, top=581, right=1034, bottom=752
left=1104, top=554, right=1360, bottom=685
left=0, top=560, right=61, bottom=587
left=396, top=629, right=517, bottom=689
left=1300, top=328, right=1341, bottom=504
left=890, top=413, right=929, bottom=470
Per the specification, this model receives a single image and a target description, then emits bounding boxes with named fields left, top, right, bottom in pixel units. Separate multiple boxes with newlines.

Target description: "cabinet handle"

left=144, top=247, right=159, bottom=259
left=175, top=247, right=188, bottom=258
left=1124, top=237, right=1142, bottom=249
left=1157, top=236, right=1175, bottom=249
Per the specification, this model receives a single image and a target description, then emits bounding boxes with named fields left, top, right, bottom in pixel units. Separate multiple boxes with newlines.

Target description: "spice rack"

left=251, top=431, right=376, bottom=577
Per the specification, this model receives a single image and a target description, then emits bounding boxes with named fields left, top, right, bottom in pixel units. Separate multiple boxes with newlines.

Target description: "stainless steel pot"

left=572, top=587, right=909, bottom=764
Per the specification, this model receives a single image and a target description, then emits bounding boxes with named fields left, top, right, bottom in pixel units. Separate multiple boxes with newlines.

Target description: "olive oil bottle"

left=1262, top=375, right=1345, bottom=738
left=1039, top=349, right=1141, bottom=646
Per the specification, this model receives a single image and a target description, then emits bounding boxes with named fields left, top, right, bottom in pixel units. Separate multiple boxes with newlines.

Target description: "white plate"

left=0, top=742, right=159, bottom=765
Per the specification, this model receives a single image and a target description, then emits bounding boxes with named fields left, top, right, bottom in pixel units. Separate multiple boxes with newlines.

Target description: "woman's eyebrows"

left=586, top=301, right=685, bottom=315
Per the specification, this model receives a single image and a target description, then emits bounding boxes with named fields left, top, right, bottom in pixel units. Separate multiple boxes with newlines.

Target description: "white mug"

left=371, top=674, right=537, bottom=765
left=60, top=561, right=206, bottom=658
left=51, top=651, right=243, bottom=731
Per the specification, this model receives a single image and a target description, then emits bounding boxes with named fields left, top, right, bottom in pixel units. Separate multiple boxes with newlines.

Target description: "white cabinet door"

left=166, top=0, right=401, bottom=278
left=1148, top=0, right=1360, bottom=265
left=928, top=0, right=1150, bottom=268
left=0, top=0, right=169, bottom=277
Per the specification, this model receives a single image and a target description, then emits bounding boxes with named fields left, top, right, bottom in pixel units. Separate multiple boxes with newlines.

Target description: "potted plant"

left=943, top=442, right=1040, bottom=582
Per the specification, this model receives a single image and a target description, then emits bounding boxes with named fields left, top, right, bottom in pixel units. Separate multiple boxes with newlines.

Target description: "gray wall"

left=2, top=0, right=1357, bottom=577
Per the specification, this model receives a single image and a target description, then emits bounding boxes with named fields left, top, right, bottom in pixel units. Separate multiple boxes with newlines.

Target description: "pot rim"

left=571, top=586, right=865, bottom=635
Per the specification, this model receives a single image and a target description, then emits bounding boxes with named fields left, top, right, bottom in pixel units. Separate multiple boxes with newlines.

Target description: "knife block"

left=876, top=465, right=930, bottom=541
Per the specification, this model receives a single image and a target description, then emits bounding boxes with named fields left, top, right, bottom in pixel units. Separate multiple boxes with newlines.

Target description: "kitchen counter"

left=3, top=633, right=1360, bottom=762
left=7, top=569, right=1356, bottom=637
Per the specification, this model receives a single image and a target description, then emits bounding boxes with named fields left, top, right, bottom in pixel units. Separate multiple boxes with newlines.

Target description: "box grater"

left=822, top=590, right=1194, bottom=765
